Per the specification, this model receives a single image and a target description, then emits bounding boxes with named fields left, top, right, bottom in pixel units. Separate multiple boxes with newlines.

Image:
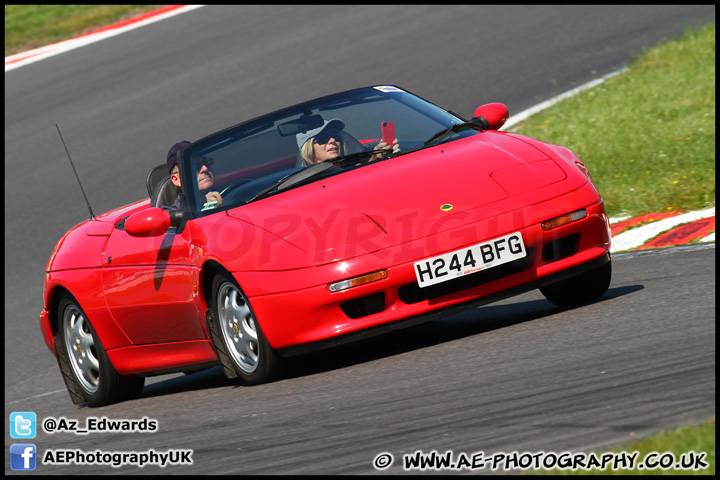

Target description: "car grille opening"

left=340, top=292, right=386, bottom=319
left=398, top=247, right=535, bottom=304
left=542, top=233, right=580, bottom=262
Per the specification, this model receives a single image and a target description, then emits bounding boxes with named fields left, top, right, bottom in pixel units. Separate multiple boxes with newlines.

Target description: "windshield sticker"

left=374, top=86, right=404, bottom=93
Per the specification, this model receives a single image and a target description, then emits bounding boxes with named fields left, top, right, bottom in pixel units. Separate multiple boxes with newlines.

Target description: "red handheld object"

left=381, top=121, right=395, bottom=145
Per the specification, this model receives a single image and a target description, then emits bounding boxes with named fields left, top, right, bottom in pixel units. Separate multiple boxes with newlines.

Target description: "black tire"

left=208, top=273, right=280, bottom=385
left=55, top=295, right=144, bottom=406
left=540, top=257, right=612, bottom=308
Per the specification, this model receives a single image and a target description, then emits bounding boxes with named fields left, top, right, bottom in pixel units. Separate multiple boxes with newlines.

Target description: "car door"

left=101, top=221, right=206, bottom=346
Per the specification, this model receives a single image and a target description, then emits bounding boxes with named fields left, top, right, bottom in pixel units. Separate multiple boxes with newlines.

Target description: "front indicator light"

left=541, top=209, right=587, bottom=230
left=329, top=270, right=388, bottom=292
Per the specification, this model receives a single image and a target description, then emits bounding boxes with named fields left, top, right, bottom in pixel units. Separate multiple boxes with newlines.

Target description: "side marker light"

left=541, top=209, right=587, bottom=230
left=329, top=270, right=388, bottom=292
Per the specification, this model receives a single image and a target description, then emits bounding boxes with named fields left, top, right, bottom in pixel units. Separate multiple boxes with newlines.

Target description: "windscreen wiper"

left=332, top=148, right=392, bottom=165
left=423, top=121, right=485, bottom=146
left=247, top=162, right=334, bottom=203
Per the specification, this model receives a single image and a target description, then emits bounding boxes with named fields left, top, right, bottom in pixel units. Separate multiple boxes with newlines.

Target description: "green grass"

left=4, top=7, right=716, bottom=475
left=4, top=5, right=160, bottom=56
left=511, top=22, right=715, bottom=219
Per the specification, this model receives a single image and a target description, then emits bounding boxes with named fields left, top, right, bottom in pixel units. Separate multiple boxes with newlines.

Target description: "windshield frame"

left=178, top=85, right=467, bottom=218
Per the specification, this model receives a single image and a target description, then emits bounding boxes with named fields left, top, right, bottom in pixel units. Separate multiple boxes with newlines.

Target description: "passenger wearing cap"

left=296, top=118, right=399, bottom=166
left=164, top=140, right=223, bottom=211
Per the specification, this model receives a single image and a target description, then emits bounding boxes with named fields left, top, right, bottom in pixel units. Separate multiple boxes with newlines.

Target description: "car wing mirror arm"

left=471, top=116, right=490, bottom=130
left=169, top=210, right=189, bottom=229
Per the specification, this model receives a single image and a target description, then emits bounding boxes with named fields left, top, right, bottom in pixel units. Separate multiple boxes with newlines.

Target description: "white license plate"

left=414, top=232, right=526, bottom=288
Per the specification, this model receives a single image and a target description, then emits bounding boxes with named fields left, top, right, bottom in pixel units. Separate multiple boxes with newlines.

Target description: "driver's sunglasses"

left=314, top=130, right=342, bottom=145
left=195, top=157, right=214, bottom=172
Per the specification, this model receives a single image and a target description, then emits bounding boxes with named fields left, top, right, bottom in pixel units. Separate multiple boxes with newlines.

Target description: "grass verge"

left=4, top=5, right=160, bottom=56
left=511, top=22, right=715, bottom=219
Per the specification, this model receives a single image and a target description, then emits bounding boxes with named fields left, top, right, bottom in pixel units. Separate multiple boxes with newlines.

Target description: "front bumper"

left=237, top=193, right=612, bottom=352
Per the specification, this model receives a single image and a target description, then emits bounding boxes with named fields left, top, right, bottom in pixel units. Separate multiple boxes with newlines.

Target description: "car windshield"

left=180, top=85, right=477, bottom=216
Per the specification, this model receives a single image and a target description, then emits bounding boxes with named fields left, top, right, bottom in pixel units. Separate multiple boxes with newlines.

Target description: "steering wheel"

left=219, top=179, right=251, bottom=198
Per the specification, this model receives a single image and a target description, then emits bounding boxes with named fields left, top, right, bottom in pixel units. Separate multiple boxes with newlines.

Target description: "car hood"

left=227, top=132, right=586, bottom=262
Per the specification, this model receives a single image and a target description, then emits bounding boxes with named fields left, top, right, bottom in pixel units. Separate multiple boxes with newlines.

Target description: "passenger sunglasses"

left=314, top=131, right=342, bottom=145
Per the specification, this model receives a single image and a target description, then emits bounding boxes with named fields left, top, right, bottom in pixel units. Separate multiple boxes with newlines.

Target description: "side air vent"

left=340, top=292, right=386, bottom=319
left=542, top=233, right=580, bottom=262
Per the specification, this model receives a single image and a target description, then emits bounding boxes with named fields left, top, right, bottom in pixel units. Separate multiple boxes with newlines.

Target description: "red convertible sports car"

left=40, top=85, right=612, bottom=406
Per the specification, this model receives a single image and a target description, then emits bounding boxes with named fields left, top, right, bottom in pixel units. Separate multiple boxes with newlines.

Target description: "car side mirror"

left=472, top=103, right=509, bottom=130
left=125, top=207, right=173, bottom=237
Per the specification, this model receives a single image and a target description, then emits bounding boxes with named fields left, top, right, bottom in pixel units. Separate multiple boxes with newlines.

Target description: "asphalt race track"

left=5, top=5, right=715, bottom=475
